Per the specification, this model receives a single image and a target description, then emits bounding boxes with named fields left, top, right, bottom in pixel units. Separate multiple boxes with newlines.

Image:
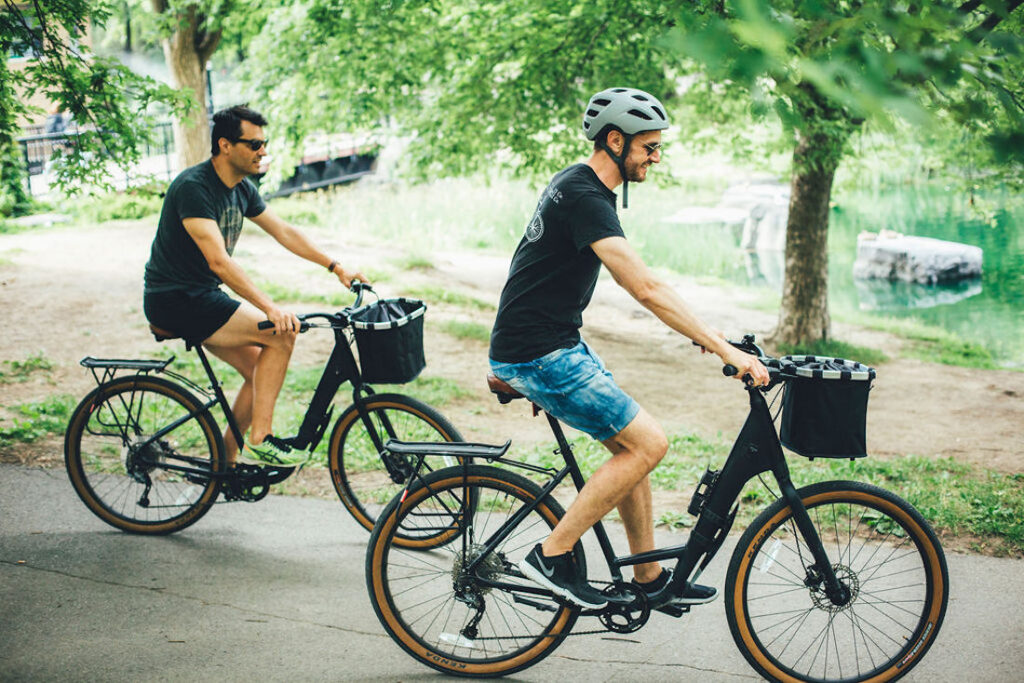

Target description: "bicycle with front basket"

left=64, top=283, right=464, bottom=539
left=364, top=335, right=948, bottom=681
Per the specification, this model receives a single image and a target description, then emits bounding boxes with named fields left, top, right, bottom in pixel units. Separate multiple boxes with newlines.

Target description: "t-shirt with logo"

left=144, top=159, right=266, bottom=293
left=489, top=163, right=623, bottom=363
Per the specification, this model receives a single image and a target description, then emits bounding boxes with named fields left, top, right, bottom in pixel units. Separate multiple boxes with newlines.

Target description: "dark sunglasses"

left=641, top=141, right=663, bottom=156
left=232, top=137, right=268, bottom=151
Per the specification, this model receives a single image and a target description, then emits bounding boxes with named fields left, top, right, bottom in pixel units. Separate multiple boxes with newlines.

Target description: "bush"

left=0, top=139, right=32, bottom=219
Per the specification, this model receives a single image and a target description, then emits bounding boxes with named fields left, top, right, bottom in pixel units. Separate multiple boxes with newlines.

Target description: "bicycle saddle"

left=486, top=373, right=523, bottom=403
left=149, top=324, right=180, bottom=342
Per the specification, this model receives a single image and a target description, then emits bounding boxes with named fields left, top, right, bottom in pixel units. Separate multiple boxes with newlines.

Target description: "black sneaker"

left=633, top=568, right=718, bottom=610
left=519, top=544, right=609, bottom=609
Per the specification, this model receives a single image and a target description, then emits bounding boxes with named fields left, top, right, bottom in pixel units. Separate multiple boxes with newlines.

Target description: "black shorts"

left=143, top=288, right=241, bottom=343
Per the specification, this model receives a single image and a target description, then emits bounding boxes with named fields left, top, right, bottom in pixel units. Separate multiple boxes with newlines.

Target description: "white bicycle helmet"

left=582, top=87, right=669, bottom=207
left=582, top=87, right=669, bottom=139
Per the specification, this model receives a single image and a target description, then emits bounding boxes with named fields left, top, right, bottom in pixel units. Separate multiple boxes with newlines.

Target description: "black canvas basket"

left=348, top=298, right=427, bottom=384
left=778, top=355, right=876, bottom=459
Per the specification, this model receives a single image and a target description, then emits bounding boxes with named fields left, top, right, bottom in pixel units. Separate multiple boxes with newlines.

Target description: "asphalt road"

left=2, top=463, right=1022, bottom=682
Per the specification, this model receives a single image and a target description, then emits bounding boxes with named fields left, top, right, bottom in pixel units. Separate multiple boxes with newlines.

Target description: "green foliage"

left=839, top=314, right=1000, bottom=369
left=1, top=1, right=188, bottom=193
left=437, top=319, right=491, bottom=343
left=0, top=395, right=75, bottom=447
left=69, top=184, right=164, bottom=223
left=0, top=353, right=54, bottom=384
left=0, top=138, right=32, bottom=218
left=402, top=285, right=495, bottom=312
left=775, top=340, right=889, bottom=367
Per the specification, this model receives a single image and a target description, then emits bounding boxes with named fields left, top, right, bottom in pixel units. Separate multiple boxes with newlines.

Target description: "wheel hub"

left=121, top=437, right=166, bottom=482
left=809, top=564, right=859, bottom=612
left=452, top=544, right=504, bottom=595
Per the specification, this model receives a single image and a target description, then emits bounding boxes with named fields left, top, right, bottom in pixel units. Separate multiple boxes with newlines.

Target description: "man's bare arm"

left=182, top=217, right=299, bottom=333
left=249, top=207, right=367, bottom=287
left=591, top=235, right=769, bottom=384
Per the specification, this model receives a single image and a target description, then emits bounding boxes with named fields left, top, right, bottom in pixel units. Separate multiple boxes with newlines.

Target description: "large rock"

left=661, top=181, right=790, bottom=251
left=853, top=231, right=983, bottom=285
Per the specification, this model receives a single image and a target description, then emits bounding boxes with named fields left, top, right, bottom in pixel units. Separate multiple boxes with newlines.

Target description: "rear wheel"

left=328, top=393, right=463, bottom=545
left=366, top=465, right=581, bottom=677
left=64, top=376, right=224, bottom=534
left=725, top=480, right=948, bottom=683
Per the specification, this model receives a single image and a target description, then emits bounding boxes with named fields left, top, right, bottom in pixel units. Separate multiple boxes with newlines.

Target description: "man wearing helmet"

left=489, top=87, right=769, bottom=610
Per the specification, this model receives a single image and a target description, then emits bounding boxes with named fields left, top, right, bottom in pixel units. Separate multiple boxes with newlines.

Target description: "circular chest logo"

left=525, top=211, right=544, bottom=242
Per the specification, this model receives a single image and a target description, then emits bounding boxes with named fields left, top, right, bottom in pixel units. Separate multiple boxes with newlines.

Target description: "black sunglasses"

left=641, top=141, right=663, bottom=156
left=232, top=137, right=268, bottom=151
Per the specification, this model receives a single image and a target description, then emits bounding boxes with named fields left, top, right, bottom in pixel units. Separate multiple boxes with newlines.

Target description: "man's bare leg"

left=203, top=302, right=296, bottom=449
left=541, top=408, right=667, bottom=578
left=203, top=343, right=259, bottom=464
left=616, top=475, right=661, bottom=583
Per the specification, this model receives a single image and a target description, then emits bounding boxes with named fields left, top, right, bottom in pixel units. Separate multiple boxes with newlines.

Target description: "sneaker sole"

left=518, top=560, right=608, bottom=610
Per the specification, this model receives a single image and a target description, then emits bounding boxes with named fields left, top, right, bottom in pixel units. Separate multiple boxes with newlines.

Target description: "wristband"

left=327, top=260, right=338, bottom=273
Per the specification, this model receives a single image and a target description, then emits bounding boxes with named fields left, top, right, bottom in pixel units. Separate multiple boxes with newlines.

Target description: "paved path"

left=2, top=463, right=1022, bottom=681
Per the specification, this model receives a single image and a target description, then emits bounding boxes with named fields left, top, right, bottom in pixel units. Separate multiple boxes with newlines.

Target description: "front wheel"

left=64, top=375, right=225, bottom=534
left=366, top=465, right=581, bottom=677
left=725, top=480, right=948, bottom=683
left=327, top=393, right=464, bottom=542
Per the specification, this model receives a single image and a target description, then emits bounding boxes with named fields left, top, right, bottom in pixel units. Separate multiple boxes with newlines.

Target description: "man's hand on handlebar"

left=721, top=344, right=770, bottom=387
left=333, top=264, right=370, bottom=290
left=261, top=304, right=301, bottom=336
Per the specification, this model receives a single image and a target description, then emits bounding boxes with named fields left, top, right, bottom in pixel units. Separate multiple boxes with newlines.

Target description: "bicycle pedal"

left=655, top=605, right=689, bottom=618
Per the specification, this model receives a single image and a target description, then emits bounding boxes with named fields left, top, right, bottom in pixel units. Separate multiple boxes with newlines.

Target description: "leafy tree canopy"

left=1, top=0, right=188, bottom=191
left=239, top=0, right=1022, bottom=187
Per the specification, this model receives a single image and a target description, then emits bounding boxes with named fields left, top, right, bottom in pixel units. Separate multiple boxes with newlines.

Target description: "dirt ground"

left=1, top=218, right=1021, bottom=489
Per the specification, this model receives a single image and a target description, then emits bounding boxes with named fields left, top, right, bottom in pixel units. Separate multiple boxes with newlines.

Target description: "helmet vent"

left=592, top=98, right=611, bottom=107
left=586, top=109, right=600, bottom=117
left=651, top=105, right=666, bottom=120
left=632, top=94, right=649, bottom=101
left=612, top=88, right=628, bottom=93
left=627, top=108, right=653, bottom=121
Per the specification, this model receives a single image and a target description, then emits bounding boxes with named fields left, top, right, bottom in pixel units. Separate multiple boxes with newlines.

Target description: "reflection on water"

left=853, top=277, right=983, bottom=310
left=636, top=184, right=1023, bottom=366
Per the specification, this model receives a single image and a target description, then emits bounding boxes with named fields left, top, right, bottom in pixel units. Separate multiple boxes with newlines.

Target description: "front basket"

left=778, top=355, right=876, bottom=459
left=349, top=298, right=427, bottom=384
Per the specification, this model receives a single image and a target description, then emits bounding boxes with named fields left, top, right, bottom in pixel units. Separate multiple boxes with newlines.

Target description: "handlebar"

left=257, top=282, right=376, bottom=333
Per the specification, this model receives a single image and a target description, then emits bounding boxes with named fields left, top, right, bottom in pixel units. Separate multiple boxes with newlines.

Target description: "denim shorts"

left=489, top=339, right=640, bottom=441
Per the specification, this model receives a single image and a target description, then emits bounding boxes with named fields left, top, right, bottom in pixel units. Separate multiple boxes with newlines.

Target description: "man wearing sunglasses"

left=489, top=87, right=769, bottom=611
left=144, top=104, right=366, bottom=468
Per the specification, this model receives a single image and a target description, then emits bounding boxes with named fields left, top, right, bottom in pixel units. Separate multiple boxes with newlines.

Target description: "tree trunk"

left=773, top=133, right=839, bottom=345
left=152, top=1, right=221, bottom=171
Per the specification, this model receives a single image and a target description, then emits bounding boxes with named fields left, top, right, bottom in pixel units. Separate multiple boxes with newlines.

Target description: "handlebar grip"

left=723, top=364, right=738, bottom=377
left=257, top=320, right=311, bottom=333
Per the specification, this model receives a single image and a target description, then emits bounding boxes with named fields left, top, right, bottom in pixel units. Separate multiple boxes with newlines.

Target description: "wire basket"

left=349, top=298, right=427, bottom=384
left=778, top=355, right=876, bottom=460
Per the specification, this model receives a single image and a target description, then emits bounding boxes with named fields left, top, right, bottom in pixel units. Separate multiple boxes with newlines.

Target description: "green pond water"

left=634, top=185, right=1024, bottom=367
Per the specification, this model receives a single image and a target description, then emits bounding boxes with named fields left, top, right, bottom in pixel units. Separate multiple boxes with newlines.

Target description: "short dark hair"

left=210, top=104, right=268, bottom=156
left=592, top=124, right=621, bottom=151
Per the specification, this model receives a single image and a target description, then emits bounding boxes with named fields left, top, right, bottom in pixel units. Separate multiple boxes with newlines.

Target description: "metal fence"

left=16, top=121, right=176, bottom=195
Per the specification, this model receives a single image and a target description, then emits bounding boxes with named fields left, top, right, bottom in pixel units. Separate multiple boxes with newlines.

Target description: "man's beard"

left=623, top=157, right=649, bottom=183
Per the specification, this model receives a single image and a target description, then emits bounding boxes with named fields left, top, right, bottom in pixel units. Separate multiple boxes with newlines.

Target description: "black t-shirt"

left=489, top=164, right=623, bottom=363
left=144, top=160, right=266, bottom=293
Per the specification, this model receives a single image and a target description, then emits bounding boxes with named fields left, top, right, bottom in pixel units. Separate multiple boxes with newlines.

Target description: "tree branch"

left=968, top=0, right=1024, bottom=41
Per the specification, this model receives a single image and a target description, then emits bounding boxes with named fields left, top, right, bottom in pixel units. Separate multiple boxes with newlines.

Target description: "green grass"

left=0, top=353, right=54, bottom=384
left=775, top=339, right=889, bottom=367
left=0, top=395, right=76, bottom=447
left=838, top=313, right=999, bottom=369
left=438, top=320, right=491, bottom=343
left=401, top=285, right=496, bottom=311
left=255, top=280, right=359, bottom=308
left=513, top=429, right=1024, bottom=556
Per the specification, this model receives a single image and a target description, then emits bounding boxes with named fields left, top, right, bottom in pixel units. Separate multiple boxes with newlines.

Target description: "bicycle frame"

left=396, top=381, right=850, bottom=607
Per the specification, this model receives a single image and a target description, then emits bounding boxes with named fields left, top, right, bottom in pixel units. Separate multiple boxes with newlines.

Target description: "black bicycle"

left=64, top=284, right=464, bottom=539
left=364, top=336, right=948, bottom=681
